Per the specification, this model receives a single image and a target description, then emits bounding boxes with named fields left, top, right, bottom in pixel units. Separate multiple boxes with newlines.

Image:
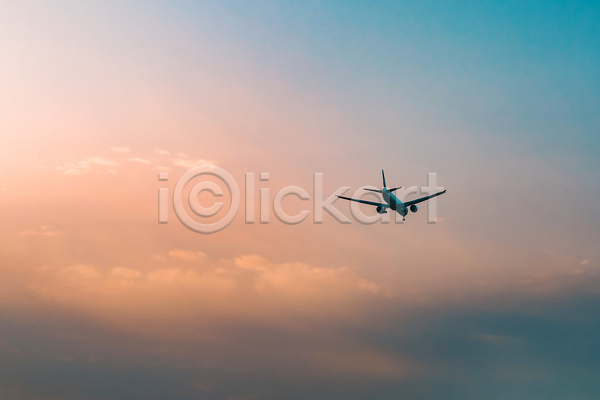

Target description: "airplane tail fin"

left=382, top=170, right=387, bottom=189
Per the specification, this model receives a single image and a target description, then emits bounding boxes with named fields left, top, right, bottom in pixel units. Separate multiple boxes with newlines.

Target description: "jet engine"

left=376, top=205, right=387, bottom=214
left=410, top=204, right=418, bottom=213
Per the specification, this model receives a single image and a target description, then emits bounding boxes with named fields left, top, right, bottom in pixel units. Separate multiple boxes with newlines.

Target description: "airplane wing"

left=336, top=195, right=388, bottom=208
left=403, top=190, right=447, bottom=207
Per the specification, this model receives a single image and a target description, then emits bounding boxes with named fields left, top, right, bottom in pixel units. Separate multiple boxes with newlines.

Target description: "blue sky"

left=163, top=0, right=599, bottom=151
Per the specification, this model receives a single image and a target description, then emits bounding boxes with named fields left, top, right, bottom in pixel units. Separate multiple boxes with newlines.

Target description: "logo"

left=158, top=167, right=445, bottom=234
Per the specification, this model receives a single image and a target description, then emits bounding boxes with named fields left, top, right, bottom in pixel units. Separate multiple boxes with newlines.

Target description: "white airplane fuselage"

left=381, top=190, right=408, bottom=216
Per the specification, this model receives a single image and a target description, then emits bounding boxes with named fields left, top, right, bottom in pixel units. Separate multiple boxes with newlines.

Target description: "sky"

left=0, top=1, right=599, bottom=399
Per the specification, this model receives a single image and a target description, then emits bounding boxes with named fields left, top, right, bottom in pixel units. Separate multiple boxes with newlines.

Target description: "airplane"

left=336, top=170, right=447, bottom=221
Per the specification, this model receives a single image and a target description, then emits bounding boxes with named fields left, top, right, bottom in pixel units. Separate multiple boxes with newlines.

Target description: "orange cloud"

left=168, top=249, right=207, bottom=261
left=25, top=253, right=388, bottom=334
left=127, top=157, right=152, bottom=164
left=18, top=253, right=411, bottom=380
left=154, top=149, right=170, bottom=156
left=17, top=226, right=62, bottom=236
left=171, top=158, right=215, bottom=168
left=56, top=156, right=118, bottom=175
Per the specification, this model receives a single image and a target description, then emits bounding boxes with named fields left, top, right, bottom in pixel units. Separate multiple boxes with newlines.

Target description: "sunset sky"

left=1, top=1, right=600, bottom=399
